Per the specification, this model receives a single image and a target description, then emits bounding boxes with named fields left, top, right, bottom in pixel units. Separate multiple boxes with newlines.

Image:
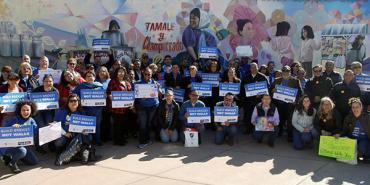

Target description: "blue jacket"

left=134, top=79, right=160, bottom=108
left=4, top=115, right=37, bottom=130
left=179, top=100, right=205, bottom=126
left=54, top=108, right=85, bottom=133
left=72, top=82, right=104, bottom=114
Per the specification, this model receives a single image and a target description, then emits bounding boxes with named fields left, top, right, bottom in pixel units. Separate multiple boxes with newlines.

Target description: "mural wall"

left=0, top=0, right=369, bottom=71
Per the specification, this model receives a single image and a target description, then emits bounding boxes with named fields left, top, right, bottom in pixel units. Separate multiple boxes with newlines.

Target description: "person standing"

left=299, top=25, right=320, bottom=78
left=305, top=65, right=333, bottom=108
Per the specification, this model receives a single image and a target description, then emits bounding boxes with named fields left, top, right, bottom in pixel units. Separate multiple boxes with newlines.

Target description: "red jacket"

left=106, top=79, right=132, bottom=114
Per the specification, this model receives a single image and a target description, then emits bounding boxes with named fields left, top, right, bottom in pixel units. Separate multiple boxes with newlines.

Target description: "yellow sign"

left=318, top=136, right=356, bottom=160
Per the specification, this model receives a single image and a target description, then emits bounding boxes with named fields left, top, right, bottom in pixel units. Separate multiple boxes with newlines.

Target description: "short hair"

left=348, top=97, right=362, bottom=108
left=250, top=62, right=258, bottom=69
left=301, top=25, right=315, bottom=40
left=312, top=64, right=323, bottom=70
left=40, top=56, right=49, bottom=62
left=1, top=66, right=12, bottom=73
left=42, top=74, right=54, bottom=82
left=189, top=65, right=198, bottom=71
left=85, top=71, right=96, bottom=77
left=67, top=58, right=77, bottom=64
left=344, top=69, right=354, bottom=76
left=164, top=55, right=172, bottom=59
left=225, top=92, right=235, bottom=97
left=15, top=100, right=38, bottom=117
left=351, top=61, right=362, bottom=68
left=7, top=72, right=20, bottom=81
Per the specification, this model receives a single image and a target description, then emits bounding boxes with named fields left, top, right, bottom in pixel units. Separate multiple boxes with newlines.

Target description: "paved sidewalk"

left=1, top=132, right=369, bottom=185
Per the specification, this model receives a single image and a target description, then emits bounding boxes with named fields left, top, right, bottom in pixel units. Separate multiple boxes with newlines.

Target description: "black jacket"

left=313, top=108, right=342, bottom=135
left=155, top=100, right=180, bottom=130
left=241, top=72, right=269, bottom=103
left=330, top=81, right=361, bottom=117
left=270, top=76, right=302, bottom=104
left=165, top=72, right=183, bottom=88
left=342, top=113, right=370, bottom=139
left=305, top=76, right=333, bottom=106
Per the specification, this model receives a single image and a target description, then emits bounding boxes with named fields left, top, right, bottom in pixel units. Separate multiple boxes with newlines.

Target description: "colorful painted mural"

left=0, top=0, right=369, bottom=69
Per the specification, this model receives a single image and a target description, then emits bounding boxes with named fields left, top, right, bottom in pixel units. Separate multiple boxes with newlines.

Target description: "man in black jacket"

left=270, top=65, right=302, bottom=141
left=241, top=62, right=269, bottom=134
left=305, top=64, right=333, bottom=108
left=330, top=70, right=361, bottom=118
left=322, top=60, right=342, bottom=85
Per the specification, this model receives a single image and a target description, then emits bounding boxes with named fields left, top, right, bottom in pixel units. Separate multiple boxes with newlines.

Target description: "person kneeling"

left=1, top=101, right=39, bottom=173
left=156, top=89, right=180, bottom=143
left=54, top=94, right=99, bottom=166
left=251, top=94, right=279, bottom=147
left=215, top=93, right=238, bottom=146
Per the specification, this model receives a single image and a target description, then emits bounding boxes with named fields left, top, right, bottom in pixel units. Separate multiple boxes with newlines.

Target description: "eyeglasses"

left=69, top=99, right=78, bottom=103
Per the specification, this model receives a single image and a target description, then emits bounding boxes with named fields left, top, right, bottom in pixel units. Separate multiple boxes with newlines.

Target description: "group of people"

left=0, top=41, right=369, bottom=174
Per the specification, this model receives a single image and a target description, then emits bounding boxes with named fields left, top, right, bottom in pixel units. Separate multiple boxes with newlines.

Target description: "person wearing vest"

left=251, top=94, right=280, bottom=147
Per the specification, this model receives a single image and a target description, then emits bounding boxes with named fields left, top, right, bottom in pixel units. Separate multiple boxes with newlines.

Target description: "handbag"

left=184, top=128, right=199, bottom=147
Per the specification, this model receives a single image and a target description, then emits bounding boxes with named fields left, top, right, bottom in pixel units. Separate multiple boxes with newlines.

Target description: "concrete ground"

left=1, top=131, right=369, bottom=185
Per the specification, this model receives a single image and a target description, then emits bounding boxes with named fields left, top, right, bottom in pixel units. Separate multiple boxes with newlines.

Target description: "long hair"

left=317, top=97, right=335, bottom=120
left=66, top=93, right=82, bottom=112
left=351, top=35, right=365, bottom=50
left=112, top=66, right=127, bottom=81
left=237, top=19, right=252, bottom=36
left=15, top=100, right=38, bottom=117
left=295, top=95, right=314, bottom=116
left=301, top=25, right=314, bottom=40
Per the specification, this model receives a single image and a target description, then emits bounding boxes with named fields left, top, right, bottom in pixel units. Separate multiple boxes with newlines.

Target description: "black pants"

left=101, top=108, right=112, bottom=142
left=112, top=112, right=129, bottom=145
left=276, top=101, right=294, bottom=140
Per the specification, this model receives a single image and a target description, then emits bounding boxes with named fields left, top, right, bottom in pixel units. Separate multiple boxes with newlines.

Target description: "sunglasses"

left=69, top=99, right=78, bottom=103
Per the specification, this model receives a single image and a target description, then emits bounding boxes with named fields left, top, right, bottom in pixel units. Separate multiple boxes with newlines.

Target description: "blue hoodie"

left=72, top=82, right=104, bottom=115
left=54, top=108, right=85, bottom=133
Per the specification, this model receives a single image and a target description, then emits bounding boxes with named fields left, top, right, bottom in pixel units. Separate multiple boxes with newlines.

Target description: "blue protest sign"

left=214, top=107, right=239, bottom=123
left=245, top=81, right=269, bottom=97
left=0, top=125, right=34, bottom=148
left=201, top=73, right=220, bottom=87
left=355, top=75, right=370, bottom=92
left=173, top=89, right=185, bottom=103
left=0, top=93, right=27, bottom=113
left=69, top=114, right=96, bottom=133
left=187, top=107, right=211, bottom=123
left=273, top=85, right=298, bottom=103
left=29, top=91, right=59, bottom=110
left=219, top=83, right=240, bottom=96
left=92, top=39, right=110, bottom=51
left=112, top=91, right=135, bottom=108
left=191, top=82, right=212, bottom=97
left=199, top=47, right=218, bottom=59
left=81, top=89, right=106, bottom=106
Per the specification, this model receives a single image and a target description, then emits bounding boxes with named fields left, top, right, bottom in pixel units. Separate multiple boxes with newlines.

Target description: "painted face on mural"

left=190, top=14, right=200, bottom=28
left=241, top=22, right=255, bottom=39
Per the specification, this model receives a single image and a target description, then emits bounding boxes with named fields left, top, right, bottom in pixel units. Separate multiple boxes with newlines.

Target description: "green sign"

left=318, top=136, right=356, bottom=160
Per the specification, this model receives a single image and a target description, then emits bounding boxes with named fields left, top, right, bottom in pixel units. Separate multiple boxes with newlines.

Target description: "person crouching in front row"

left=251, top=94, right=280, bottom=147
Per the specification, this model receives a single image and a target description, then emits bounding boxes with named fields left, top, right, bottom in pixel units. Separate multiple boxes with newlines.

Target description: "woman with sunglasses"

left=54, top=94, right=98, bottom=165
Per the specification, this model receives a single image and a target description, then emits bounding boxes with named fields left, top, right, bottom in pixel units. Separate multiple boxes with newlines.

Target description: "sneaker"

left=81, top=149, right=89, bottom=164
left=9, top=162, right=21, bottom=174
left=137, top=141, right=153, bottom=149
left=2, top=155, right=11, bottom=166
left=227, top=138, right=234, bottom=146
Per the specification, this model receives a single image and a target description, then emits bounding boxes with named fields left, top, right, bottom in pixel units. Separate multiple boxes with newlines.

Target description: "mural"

left=0, top=0, right=369, bottom=71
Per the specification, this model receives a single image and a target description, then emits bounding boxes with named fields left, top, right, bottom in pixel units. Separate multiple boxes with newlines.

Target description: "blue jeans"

left=358, top=137, right=370, bottom=158
left=160, top=129, right=178, bottom=143
left=293, top=129, right=313, bottom=150
left=253, top=130, right=277, bottom=145
left=137, top=106, right=158, bottom=144
left=86, top=108, right=103, bottom=144
left=215, top=124, right=238, bottom=145
left=4, top=147, right=38, bottom=165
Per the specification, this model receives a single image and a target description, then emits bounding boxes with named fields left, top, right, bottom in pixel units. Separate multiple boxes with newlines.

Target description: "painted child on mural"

left=268, top=21, right=295, bottom=67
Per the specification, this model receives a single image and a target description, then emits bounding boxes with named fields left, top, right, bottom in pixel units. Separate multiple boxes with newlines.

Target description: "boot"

left=9, top=162, right=21, bottom=173
left=55, top=137, right=82, bottom=166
